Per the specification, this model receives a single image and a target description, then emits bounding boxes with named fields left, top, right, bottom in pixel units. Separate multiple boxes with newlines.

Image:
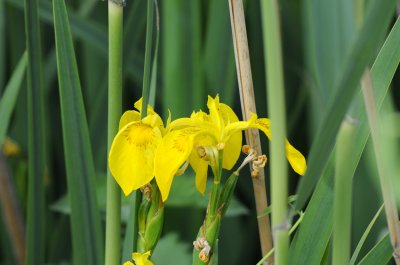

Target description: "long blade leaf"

left=295, top=0, right=397, bottom=209
left=24, top=0, right=46, bottom=261
left=290, top=16, right=400, bottom=264
left=53, top=0, right=104, bottom=263
left=0, top=52, right=27, bottom=146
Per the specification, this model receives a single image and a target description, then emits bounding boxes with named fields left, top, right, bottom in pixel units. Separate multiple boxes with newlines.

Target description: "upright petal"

left=219, top=102, right=242, bottom=169
left=109, top=121, right=162, bottom=195
left=207, top=95, right=224, bottom=131
left=134, top=97, right=155, bottom=115
left=155, top=128, right=200, bottom=201
left=119, top=110, right=140, bottom=130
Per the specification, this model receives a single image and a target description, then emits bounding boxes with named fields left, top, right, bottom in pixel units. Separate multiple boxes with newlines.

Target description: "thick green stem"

left=105, top=2, right=123, bottom=265
left=332, top=118, right=356, bottom=265
left=133, top=0, right=155, bottom=252
left=261, top=1, right=288, bottom=264
left=208, top=151, right=223, bottom=220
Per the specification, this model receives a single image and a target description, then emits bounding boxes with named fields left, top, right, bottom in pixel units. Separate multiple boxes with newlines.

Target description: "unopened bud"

left=140, top=184, right=152, bottom=201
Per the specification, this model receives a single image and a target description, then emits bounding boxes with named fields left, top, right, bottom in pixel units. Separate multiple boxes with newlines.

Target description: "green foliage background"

left=1, top=0, right=400, bottom=264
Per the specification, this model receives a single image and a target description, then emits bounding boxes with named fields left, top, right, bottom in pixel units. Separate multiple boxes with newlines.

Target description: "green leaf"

left=53, top=0, right=104, bottom=263
left=290, top=16, right=400, bottom=265
left=162, top=0, right=203, bottom=118
left=166, top=173, right=249, bottom=217
left=357, top=232, right=392, bottom=265
left=24, top=0, right=46, bottom=261
left=289, top=157, right=335, bottom=265
left=0, top=52, right=27, bottom=146
left=350, top=204, right=385, bottom=265
left=295, top=0, right=397, bottom=210
left=151, top=233, right=191, bottom=265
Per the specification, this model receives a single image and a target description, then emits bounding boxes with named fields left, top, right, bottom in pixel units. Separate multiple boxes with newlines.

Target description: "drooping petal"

left=123, top=261, right=134, bottom=265
left=119, top=110, right=140, bottom=130
left=109, top=121, right=162, bottom=195
left=188, top=134, right=214, bottom=194
left=254, top=118, right=307, bottom=175
left=189, top=150, right=209, bottom=194
left=286, top=142, right=307, bottom=175
left=132, top=251, right=153, bottom=265
left=154, top=128, right=201, bottom=201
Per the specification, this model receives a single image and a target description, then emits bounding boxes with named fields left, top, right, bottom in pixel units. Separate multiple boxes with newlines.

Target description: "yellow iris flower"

left=108, top=98, right=169, bottom=196
left=154, top=95, right=307, bottom=201
left=123, top=251, right=153, bottom=265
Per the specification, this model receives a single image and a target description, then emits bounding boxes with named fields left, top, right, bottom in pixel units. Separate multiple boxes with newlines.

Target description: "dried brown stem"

left=0, top=153, right=25, bottom=265
left=228, top=1, right=274, bottom=264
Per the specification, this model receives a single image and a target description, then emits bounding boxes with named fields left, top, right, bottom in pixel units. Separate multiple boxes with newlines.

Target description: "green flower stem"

left=133, top=0, right=155, bottom=253
left=261, top=1, right=289, bottom=264
left=105, top=2, right=123, bottom=265
left=332, top=118, right=356, bottom=265
left=208, top=150, right=224, bottom=220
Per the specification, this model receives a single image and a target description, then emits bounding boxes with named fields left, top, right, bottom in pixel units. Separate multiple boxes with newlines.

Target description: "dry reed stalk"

left=228, top=1, right=274, bottom=264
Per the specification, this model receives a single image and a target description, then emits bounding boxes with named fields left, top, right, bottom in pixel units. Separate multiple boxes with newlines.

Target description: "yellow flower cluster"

left=109, top=95, right=306, bottom=201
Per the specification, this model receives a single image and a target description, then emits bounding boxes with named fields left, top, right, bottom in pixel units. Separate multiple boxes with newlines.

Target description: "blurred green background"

left=1, top=0, right=399, bottom=264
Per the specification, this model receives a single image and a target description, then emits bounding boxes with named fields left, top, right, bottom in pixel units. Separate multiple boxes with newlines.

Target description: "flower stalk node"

left=193, top=237, right=211, bottom=262
left=140, top=184, right=152, bottom=201
left=272, top=220, right=290, bottom=232
left=251, top=155, right=267, bottom=178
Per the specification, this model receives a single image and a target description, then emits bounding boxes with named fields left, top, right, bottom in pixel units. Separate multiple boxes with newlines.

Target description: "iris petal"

left=109, top=121, right=162, bottom=195
left=155, top=128, right=201, bottom=201
left=119, top=110, right=140, bottom=130
left=254, top=118, right=307, bottom=175
left=189, top=134, right=214, bottom=194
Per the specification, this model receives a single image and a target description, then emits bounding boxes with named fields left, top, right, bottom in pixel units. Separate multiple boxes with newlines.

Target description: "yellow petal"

left=109, top=121, right=162, bottom=195
left=119, top=110, right=140, bottom=130
left=134, top=97, right=155, bottom=115
left=224, top=113, right=257, bottom=142
left=132, top=251, right=153, bottom=265
left=219, top=103, right=239, bottom=125
left=123, top=261, right=134, bottom=265
left=223, top=130, right=242, bottom=170
left=189, top=134, right=214, bottom=194
left=207, top=95, right=224, bottom=131
left=286, top=142, right=307, bottom=175
left=155, top=128, right=200, bottom=201
left=254, top=118, right=307, bottom=175
left=218, top=102, right=242, bottom=169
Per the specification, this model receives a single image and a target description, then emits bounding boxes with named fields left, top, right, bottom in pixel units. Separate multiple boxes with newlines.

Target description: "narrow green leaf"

left=289, top=157, right=335, bottom=265
left=7, top=0, right=107, bottom=55
left=162, top=0, right=203, bottom=118
left=295, top=0, right=397, bottom=210
left=0, top=52, right=27, bottom=146
left=358, top=233, right=392, bottom=265
left=0, top=0, right=5, bottom=94
left=53, top=0, right=104, bottom=264
left=290, top=16, right=400, bottom=265
left=24, top=0, right=46, bottom=261
left=203, top=0, right=236, bottom=105
left=350, top=204, right=385, bottom=265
